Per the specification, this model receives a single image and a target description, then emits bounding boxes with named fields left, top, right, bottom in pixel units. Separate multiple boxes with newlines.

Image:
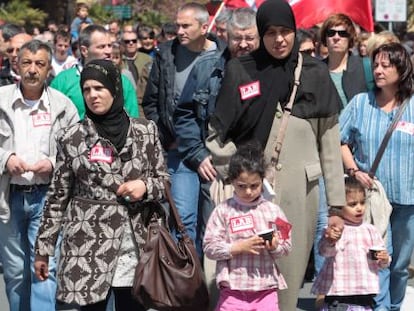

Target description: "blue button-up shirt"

left=340, top=92, right=414, bottom=204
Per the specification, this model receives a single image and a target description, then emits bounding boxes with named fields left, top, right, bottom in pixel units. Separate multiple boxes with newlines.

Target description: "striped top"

left=340, top=92, right=414, bottom=204
left=311, top=222, right=386, bottom=295
left=203, top=195, right=291, bottom=291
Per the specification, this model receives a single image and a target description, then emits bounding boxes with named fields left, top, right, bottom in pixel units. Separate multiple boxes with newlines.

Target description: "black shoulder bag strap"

left=369, top=99, right=409, bottom=178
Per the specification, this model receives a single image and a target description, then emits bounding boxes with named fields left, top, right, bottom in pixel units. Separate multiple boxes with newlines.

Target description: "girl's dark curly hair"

left=228, top=141, right=266, bottom=181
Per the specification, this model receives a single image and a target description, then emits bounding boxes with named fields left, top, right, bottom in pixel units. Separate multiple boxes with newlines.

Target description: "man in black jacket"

left=143, top=2, right=225, bottom=255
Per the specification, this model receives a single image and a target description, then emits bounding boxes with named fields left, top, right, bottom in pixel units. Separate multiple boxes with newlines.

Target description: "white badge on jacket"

left=396, top=121, right=414, bottom=135
left=239, top=81, right=261, bottom=100
left=32, top=113, right=51, bottom=127
left=229, top=214, right=254, bottom=233
left=89, top=145, right=114, bottom=163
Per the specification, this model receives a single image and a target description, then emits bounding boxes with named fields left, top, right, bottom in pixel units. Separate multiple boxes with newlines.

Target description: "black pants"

left=325, top=295, right=375, bottom=310
left=80, top=287, right=146, bottom=311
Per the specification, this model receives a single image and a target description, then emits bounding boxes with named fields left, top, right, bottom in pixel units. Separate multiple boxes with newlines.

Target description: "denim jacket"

left=174, top=37, right=229, bottom=171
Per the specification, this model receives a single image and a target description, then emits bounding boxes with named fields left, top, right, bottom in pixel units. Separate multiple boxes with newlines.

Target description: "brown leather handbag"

left=131, top=183, right=209, bottom=311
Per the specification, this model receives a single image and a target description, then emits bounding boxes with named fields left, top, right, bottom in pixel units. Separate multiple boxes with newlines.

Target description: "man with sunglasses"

left=0, top=32, right=32, bottom=86
left=121, top=30, right=152, bottom=108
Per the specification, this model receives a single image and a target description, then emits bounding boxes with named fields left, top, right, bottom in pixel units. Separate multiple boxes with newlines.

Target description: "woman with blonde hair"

left=366, top=31, right=400, bottom=56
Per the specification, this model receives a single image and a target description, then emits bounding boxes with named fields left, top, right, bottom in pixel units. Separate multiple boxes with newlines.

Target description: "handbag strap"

left=163, top=181, right=188, bottom=235
left=271, top=52, right=303, bottom=164
left=368, top=98, right=409, bottom=178
left=128, top=181, right=190, bottom=255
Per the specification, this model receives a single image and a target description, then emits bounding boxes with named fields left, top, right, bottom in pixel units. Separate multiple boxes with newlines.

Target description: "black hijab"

left=80, top=59, right=130, bottom=152
left=211, top=0, right=341, bottom=146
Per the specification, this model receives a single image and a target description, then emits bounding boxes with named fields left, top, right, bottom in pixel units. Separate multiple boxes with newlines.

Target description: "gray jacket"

left=0, top=84, right=79, bottom=222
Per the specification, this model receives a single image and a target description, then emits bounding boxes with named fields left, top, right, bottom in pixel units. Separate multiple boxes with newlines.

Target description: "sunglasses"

left=6, top=47, right=20, bottom=54
left=301, top=48, right=315, bottom=55
left=326, top=29, right=350, bottom=38
left=123, top=39, right=138, bottom=44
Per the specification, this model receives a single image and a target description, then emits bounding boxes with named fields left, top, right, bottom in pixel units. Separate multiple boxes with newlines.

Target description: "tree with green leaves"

left=0, top=0, right=47, bottom=32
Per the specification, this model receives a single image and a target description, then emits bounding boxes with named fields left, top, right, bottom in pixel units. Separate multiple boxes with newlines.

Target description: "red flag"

left=275, top=217, right=292, bottom=241
left=289, top=0, right=374, bottom=32
left=224, top=0, right=266, bottom=10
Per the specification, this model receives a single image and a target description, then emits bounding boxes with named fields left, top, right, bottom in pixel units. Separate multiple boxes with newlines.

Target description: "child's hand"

left=231, top=236, right=265, bottom=256
left=375, top=249, right=390, bottom=266
left=264, top=233, right=279, bottom=252
left=328, top=215, right=344, bottom=232
left=324, top=224, right=343, bottom=244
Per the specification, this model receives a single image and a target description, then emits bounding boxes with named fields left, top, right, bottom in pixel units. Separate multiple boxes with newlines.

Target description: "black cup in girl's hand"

left=257, top=228, right=275, bottom=243
left=369, top=246, right=386, bottom=260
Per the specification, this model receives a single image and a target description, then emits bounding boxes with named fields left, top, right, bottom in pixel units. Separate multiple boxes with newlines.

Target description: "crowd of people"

left=0, top=0, right=413, bottom=310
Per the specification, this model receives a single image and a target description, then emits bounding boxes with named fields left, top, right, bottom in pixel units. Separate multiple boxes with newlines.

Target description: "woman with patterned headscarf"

left=34, top=59, right=168, bottom=310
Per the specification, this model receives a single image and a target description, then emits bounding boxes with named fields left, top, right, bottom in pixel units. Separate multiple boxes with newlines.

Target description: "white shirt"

left=51, top=55, right=78, bottom=77
left=11, top=87, right=52, bottom=185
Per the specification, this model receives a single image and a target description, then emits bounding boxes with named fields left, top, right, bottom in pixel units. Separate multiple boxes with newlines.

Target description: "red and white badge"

left=239, top=81, right=261, bottom=100
left=396, top=121, right=414, bottom=136
left=32, top=113, right=51, bottom=127
left=89, top=145, right=114, bottom=163
left=229, top=214, right=254, bottom=233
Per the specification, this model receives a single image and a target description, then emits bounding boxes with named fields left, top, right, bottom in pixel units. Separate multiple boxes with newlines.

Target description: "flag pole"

left=207, top=1, right=226, bottom=33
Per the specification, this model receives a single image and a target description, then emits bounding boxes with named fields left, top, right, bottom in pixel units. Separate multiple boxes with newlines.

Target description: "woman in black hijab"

left=34, top=59, right=168, bottom=310
left=209, top=1, right=346, bottom=310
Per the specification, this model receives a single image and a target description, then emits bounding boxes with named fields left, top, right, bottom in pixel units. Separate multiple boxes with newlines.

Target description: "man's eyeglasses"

left=326, top=29, right=350, bottom=38
left=123, top=39, right=138, bottom=44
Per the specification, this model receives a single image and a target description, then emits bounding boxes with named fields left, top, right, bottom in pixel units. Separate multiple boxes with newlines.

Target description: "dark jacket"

left=0, top=59, right=14, bottom=86
left=174, top=37, right=229, bottom=171
left=142, top=38, right=180, bottom=149
left=143, top=34, right=227, bottom=151
left=324, top=54, right=372, bottom=103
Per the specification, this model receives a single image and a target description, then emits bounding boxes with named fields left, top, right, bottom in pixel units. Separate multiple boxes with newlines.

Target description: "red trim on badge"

left=89, top=146, right=114, bottom=163
left=239, top=81, right=261, bottom=100
left=32, top=113, right=51, bottom=127
left=229, top=214, right=255, bottom=233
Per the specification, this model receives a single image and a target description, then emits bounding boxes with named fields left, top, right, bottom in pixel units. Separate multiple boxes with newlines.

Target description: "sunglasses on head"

left=326, top=29, right=350, bottom=38
left=123, top=39, right=137, bottom=44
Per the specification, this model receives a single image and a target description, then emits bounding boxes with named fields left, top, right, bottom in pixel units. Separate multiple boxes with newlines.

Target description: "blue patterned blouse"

left=340, top=92, right=414, bottom=205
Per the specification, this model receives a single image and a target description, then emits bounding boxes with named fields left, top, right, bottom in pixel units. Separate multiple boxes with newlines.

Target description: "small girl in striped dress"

left=203, top=142, right=292, bottom=311
left=312, top=176, right=390, bottom=310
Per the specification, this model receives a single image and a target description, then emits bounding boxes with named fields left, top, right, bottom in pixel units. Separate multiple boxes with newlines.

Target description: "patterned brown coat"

left=35, top=117, right=169, bottom=306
